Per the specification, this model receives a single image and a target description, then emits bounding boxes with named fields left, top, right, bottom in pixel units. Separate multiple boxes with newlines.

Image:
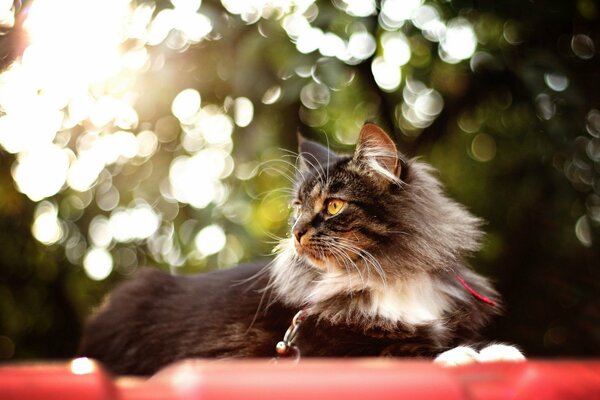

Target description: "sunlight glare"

left=413, top=5, right=445, bottom=42
left=319, top=33, right=346, bottom=59
left=169, top=156, right=215, bottom=209
left=32, top=202, right=63, bottom=245
left=67, top=150, right=106, bottom=192
left=381, top=0, right=423, bottom=25
left=282, top=13, right=310, bottom=39
left=382, top=32, right=411, bottom=66
left=70, top=358, right=96, bottom=375
left=172, top=0, right=201, bottom=13
left=13, top=145, right=70, bottom=201
left=221, top=0, right=315, bottom=23
left=197, top=107, right=234, bottom=145
left=194, top=224, right=227, bottom=256
left=83, top=247, right=113, bottom=281
left=348, top=32, right=376, bottom=60
left=89, top=216, right=113, bottom=248
left=136, top=130, right=159, bottom=158
left=169, top=148, right=233, bottom=209
left=172, top=89, right=201, bottom=123
left=439, top=18, right=477, bottom=63
left=0, top=0, right=15, bottom=30
left=339, top=0, right=376, bottom=17
left=0, top=109, right=64, bottom=154
left=0, top=0, right=153, bottom=206
left=399, top=79, right=444, bottom=129
left=296, top=27, right=324, bottom=54
left=234, top=97, right=254, bottom=127
left=371, top=56, right=401, bottom=92
left=544, top=73, right=569, bottom=92
left=108, top=204, right=160, bottom=243
left=24, top=0, right=130, bottom=90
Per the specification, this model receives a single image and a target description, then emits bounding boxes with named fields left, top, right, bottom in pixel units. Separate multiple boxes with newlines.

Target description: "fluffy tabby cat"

left=79, top=123, right=523, bottom=375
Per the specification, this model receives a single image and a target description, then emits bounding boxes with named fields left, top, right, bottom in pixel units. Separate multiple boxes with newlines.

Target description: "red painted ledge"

left=1, top=358, right=599, bottom=400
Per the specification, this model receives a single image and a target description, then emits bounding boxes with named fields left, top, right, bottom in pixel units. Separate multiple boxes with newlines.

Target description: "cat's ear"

left=297, top=133, right=338, bottom=175
left=353, top=123, right=401, bottom=185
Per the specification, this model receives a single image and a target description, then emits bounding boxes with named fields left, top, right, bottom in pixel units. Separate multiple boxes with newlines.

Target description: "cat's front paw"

left=434, top=344, right=525, bottom=367
left=433, top=346, right=479, bottom=367
left=478, top=344, right=525, bottom=362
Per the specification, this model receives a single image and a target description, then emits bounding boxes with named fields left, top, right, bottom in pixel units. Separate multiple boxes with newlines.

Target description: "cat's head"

left=287, top=123, right=483, bottom=282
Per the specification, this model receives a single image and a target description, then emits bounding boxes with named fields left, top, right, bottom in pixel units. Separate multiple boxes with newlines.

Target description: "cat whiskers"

left=262, top=231, right=289, bottom=245
left=281, top=149, right=331, bottom=189
left=326, top=243, right=365, bottom=291
left=316, top=133, right=333, bottom=187
left=265, top=239, right=308, bottom=307
left=250, top=161, right=298, bottom=203
left=330, top=237, right=388, bottom=290
left=239, top=236, right=310, bottom=331
left=317, top=237, right=367, bottom=290
left=255, top=161, right=298, bottom=187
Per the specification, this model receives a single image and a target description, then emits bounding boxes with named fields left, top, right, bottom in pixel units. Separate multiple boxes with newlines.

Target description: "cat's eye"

left=325, top=199, right=345, bottom=216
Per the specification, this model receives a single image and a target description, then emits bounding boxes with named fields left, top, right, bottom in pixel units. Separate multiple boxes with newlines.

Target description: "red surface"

left=1, top=359, right=599, bottom=400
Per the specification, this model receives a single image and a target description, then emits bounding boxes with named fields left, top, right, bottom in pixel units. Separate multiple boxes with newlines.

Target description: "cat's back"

left=78, top=263, right=272, bottom=375
left=84, top=262, right=266, bottom=321
left=83, top=267, right=182, bottom=329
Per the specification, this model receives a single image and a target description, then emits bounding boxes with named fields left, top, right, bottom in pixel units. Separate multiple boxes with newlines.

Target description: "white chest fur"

left=270, top=241, right=465, bottom=327
left=369, top=277, right=453, bottom=325
left=307, top=272, right=464, bottom=326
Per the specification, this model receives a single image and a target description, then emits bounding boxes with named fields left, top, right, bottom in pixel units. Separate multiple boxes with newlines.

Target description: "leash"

left=455, top=274, right=497, bottom=306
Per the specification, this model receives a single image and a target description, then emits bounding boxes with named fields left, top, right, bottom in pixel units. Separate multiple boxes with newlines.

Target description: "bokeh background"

left=0, top=0, right=598, bottom=362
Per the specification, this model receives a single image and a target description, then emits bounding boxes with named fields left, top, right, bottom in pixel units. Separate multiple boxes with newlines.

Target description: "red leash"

left=455, top=274, right=497, bottom=306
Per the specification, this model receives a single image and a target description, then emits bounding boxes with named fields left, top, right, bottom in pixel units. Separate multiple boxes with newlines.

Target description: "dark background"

left=0, top=0, right=598, bottom=362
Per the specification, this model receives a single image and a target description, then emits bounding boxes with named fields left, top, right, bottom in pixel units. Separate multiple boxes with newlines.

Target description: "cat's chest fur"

left=306, top=272, right=460, bottom=325
left=369, top=278, right=459, bottom=325
left=270, top=243, right=466, bottom=330
left=292, top=279, right=458, bottom=357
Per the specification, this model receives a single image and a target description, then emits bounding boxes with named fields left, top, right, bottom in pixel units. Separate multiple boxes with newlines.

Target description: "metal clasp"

left=274, top=309, right=307, bottom=360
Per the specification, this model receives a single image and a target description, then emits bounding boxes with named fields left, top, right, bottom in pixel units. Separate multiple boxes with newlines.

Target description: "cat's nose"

left=293, top=225, right=307, bottom=242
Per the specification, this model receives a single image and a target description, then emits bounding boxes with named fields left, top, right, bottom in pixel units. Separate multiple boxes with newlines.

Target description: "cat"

left=78, top=123, right=523, bottom=375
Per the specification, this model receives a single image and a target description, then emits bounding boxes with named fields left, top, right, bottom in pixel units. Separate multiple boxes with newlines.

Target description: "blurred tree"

left=0, top=0, right=598, bottom=361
